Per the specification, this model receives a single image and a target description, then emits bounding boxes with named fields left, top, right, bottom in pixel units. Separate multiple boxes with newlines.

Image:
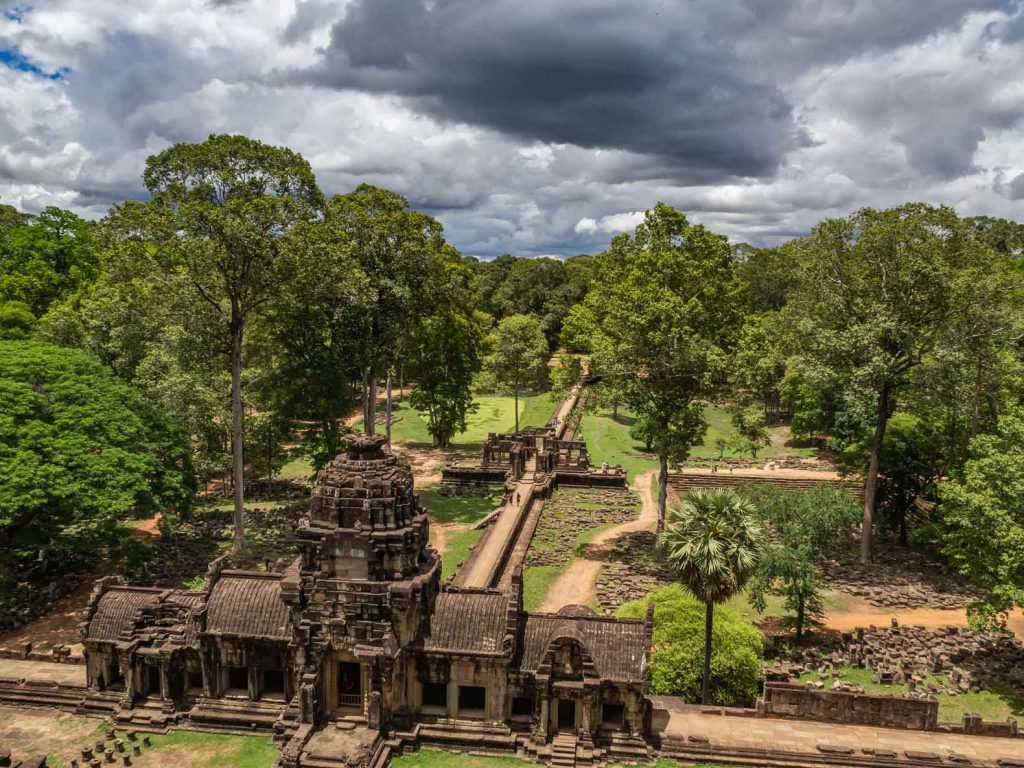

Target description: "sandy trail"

left=824, top=603, right=1024, bottom=637
left=538, top=470, right=658, bottom=613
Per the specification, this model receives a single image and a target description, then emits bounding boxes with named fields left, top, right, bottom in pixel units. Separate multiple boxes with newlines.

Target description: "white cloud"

left=1, top=1, right=1023, bottom=254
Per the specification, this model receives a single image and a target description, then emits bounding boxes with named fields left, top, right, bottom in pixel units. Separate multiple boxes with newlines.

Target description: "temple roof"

left=205, top=572, right=291, bottom=640
left=424, top=591, right=507, bottom=654
left=86, top=586, right=163, bottom=642
left=520, top=614, right=647, bottom=681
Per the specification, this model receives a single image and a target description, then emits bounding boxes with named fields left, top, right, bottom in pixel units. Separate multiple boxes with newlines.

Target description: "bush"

left=617, top=584, right=763, bottom=706
left=907, top=521, right=941, bottom=550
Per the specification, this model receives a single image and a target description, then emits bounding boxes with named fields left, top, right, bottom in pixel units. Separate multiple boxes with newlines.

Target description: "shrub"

left=617, top=584, right=763, bottom=706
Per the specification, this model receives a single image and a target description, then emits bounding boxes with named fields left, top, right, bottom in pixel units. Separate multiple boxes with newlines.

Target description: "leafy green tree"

left=548, top=352, right=584, bottom=404
left=732, top=312, right=786, bottom=422
left=108, top=134, right=322, bottom=550
left=733, top=243, right=796, bottom=313
left=488, top=313, right=549, bottom=433
left=0, top=203, right=31, bottom=241
left=0, top=207, right=97, bottom=316
left=745, top=484, right=860, bottom=639
left=0, top=340, right=194, bottom=554
left=326, top=184, right=445, bottom=435
left=730, top=404, right=771, bottom=458
left=782, top=204, right=1015, bottom=562
left=938, top=405, right=1024, bottom=626
left=839, top=413, right=945, bottom=545
left=660, top=489, right=765, bottom=703
left=254, top=218, right=367, bottom=467
left=407, top=309, right=486, bottom=447
left=566, top=203, right=745, bottom=535
left=0, top=301, right=35, bottom=339
left=618, top=584, right=763, bottom=706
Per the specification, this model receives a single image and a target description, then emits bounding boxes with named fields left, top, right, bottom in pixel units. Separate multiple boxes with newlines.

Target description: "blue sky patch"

left=0, top=46, right=67, bottom=80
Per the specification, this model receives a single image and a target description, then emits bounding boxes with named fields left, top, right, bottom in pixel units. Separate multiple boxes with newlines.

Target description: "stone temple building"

left=79, top=434, right=653, bottom=766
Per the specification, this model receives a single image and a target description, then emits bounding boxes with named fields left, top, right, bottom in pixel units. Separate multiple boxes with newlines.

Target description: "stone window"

left=262, top=669, right=285, bottom=699
left=458, top=685, right=486, bottom=717
left=602, top=702, right=624, bottom=728
left=421, top=682, right=447, bottom=710
left=227, top=666, right=248, bottom=694
left=511, top=696, right=533, bottom=718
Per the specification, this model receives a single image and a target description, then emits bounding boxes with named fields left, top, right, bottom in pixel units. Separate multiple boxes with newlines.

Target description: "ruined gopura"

left=79, top=434, right=653, bottom=766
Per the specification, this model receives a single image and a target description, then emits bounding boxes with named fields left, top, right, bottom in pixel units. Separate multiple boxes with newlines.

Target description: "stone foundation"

left=759, top=681, right=939, bottom=730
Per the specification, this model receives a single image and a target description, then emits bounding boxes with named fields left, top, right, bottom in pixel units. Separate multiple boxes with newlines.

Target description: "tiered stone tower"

left=283, top=433, right=440, bottom=728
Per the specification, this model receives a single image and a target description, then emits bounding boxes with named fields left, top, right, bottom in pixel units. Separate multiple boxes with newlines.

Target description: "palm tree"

left=660, top=489, right=765, bottom=704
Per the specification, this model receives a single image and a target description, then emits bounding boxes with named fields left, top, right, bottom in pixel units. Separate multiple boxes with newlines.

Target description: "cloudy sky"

left=2, top=1, right=1024, bottom=257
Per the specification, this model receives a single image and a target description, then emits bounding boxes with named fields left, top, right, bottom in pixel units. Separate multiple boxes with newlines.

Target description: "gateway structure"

left=80, top=434, right=653, bottom=766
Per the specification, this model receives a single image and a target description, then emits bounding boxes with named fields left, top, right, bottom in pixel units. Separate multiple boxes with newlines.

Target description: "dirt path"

left=429, top=521, right=454, bottom=558
left=824, top=603, right=1024, bottom=637
left=538, top=470, right=658, bottom=613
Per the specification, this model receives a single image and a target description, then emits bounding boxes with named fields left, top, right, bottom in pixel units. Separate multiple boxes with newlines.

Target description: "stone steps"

left=187, top=696, right=285, bottom=733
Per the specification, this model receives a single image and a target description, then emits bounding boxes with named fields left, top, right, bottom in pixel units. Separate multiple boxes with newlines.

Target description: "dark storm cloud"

left=294, top=0, right=809, bottom=181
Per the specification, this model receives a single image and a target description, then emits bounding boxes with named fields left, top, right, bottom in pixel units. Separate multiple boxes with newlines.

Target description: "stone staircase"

left=112, top=696, right=184, bottom=731
left=186, top=695, right=285, bottom=734
left=550, top=734, right=577, bottom=767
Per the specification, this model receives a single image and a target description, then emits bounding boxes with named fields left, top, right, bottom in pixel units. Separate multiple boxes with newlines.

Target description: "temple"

left=79, top=434, right=653, bottom=767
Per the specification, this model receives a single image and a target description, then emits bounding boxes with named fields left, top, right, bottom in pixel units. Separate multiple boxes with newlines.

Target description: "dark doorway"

left=338, top=662, right=362, bottom=708
left=146, top=665, right=161, bottom=697
left=557, top=699, right=575, bottom=731
left=458, top=685, right=486, bottom=716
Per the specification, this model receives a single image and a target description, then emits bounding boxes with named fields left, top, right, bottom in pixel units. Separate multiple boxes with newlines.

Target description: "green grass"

left=522, top=565, right=563, bottom=612
left=146, top=730, right=279, bottom=768
left=577, top=405, right=814, bottom=481
left=278, top=455, right=314, bottom=481
left=419, top=487, right=501, bottom=524
left=799, top=665, right=1024, bottom=722
left=438, top=527, right=484, bottom=579
left=357, top=393, right=554, bottom=450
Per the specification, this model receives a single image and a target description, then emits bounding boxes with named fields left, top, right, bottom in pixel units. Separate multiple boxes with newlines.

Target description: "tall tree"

left=939, top=405, right=1024, bottom=626
left=488, top=313, right=549, bottom=433
left=404, top=246, right=486, bottom=447
left=660, top=489, right=765, bottom=704
left=745, top=484, right=860, bottom=639
left=108, top=134, right=322, bottom=550
left=0, top=206, right=97, bottom=316
left=783, top=204, right=1014, bottom=562
left=565, top=203, right=745, bottom=536
left=326, top=185, right=444, bottom=435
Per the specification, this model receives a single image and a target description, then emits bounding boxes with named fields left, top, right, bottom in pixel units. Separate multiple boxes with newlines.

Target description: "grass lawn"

left=278, top=455, right=314, bottom=482
left=356, top=393, right=555, bottom=450
left=144, top=730, right=279, bottom=768
left=577, top=405, right=814, bottom=482
left=419, top=487, right=502, bottom=525
left=522, top=565, right=564, bottom=612
left=799, top=665, right=1024, bottom=723
left=393, top=750, right=731, bottom=768
left=438, top=527, right=484, bottom=578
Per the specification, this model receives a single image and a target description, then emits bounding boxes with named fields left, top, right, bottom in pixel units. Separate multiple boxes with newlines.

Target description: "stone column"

left=538, top=696, right=549, bottom=741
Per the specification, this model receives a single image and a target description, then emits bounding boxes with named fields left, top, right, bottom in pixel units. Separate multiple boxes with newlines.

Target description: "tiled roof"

left=86, top=587, right=162, bottom=642
left=205, top=572, right=291, bottom=640
left=520, top=615, right=647, bottom=681
left=424, top=591, right=507, bottom=654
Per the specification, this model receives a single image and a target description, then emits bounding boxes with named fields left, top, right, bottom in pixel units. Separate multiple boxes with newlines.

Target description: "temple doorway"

left=337, top=662, right=362, bottom=709
left=146, top=665, right=161, bottom=698
left=557, top=699, right=576, bottom=732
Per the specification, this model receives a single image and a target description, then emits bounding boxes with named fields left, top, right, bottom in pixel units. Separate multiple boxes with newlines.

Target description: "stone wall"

left=759, top=681, right=939, bottom=730
left=438, top=466, right=507, bottom=496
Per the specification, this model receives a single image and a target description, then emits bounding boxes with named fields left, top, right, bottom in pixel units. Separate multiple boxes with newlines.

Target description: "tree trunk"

left=655, top=451, right=668, bottom=556
left=514, top=379, right=520, bottom=434
left=861, top=383, right=890, bottom=564
left=612, top=398, right=618, bottom=420
left=898, top=507, right=908, bottom=547
left=364, top=368, right=378, bottom=436
left=795, top=596, right=804, bottom=642
left=230, top=312, right=245, bottom=552
left=386, top=368, right=393, bottom=448
left=266, top=418, right=273, bottom=487
left=702, top=601, right=714, bottom=704
left=399, top=363, right=404, bottom=402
